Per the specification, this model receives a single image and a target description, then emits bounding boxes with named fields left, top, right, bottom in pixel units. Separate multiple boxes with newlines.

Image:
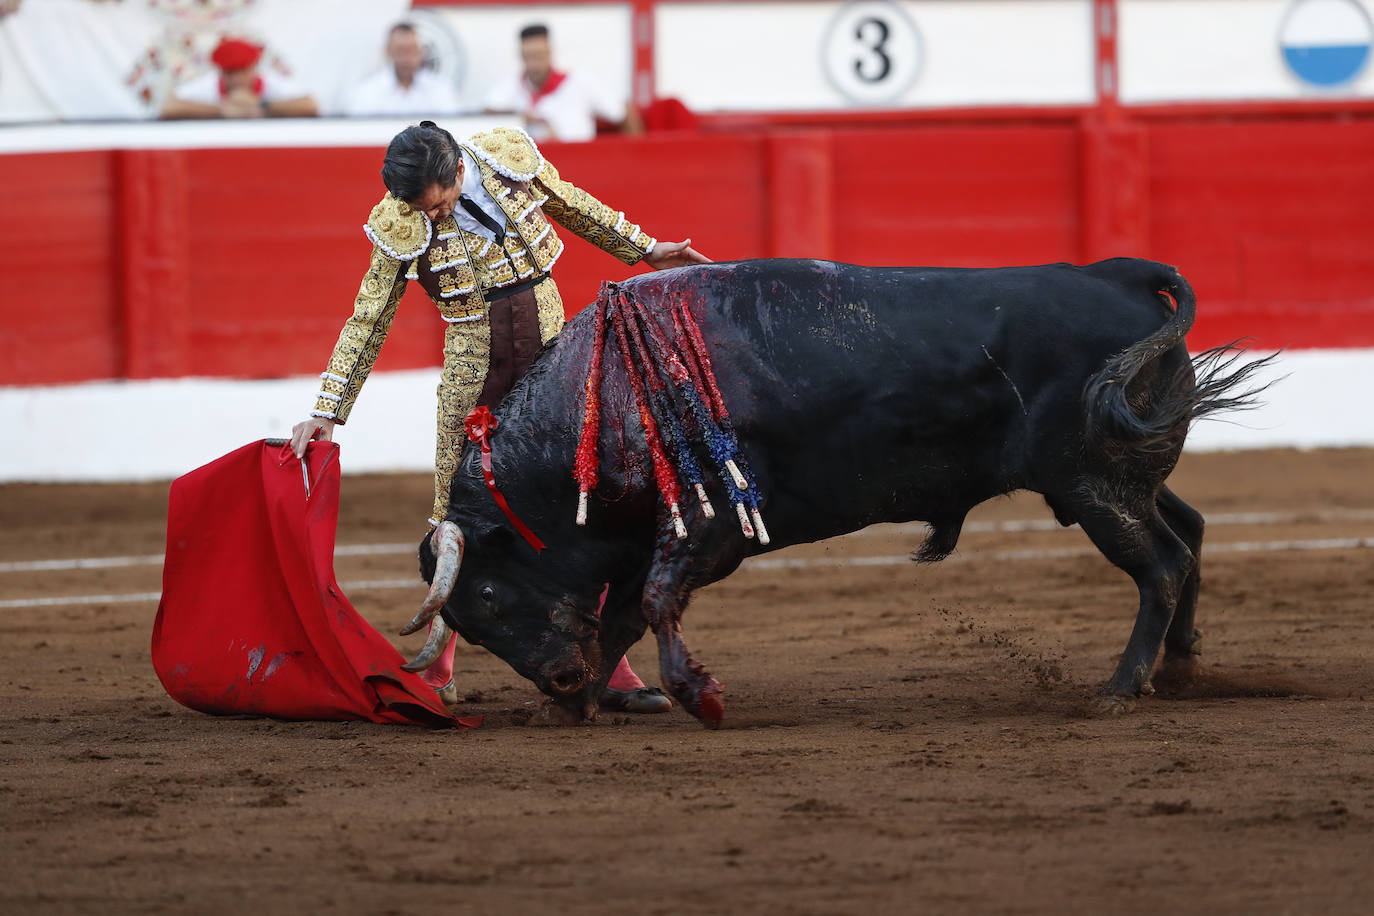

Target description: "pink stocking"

left=597, top=583, right=646, bottom=691
left=418, top=621, right=458, bottom=689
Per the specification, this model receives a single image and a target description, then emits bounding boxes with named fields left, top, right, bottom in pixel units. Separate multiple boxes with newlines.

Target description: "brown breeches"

left=430, top=278, right=565, bottom=523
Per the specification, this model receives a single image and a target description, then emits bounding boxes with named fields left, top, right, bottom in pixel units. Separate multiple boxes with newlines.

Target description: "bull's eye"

left=480, top=585, right=494, bottom=602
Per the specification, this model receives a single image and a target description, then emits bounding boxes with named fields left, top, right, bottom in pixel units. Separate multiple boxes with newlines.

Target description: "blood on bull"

left=401, top=257, right=1271, bottom=727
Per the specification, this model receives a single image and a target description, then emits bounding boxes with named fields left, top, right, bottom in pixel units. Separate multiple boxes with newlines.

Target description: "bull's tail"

left=1083, top=262, right=1277, bottom=455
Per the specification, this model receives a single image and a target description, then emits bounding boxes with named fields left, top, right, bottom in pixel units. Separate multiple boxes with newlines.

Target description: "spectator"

left=483, top=23, right=641, bottom=143
left=160, top=36, right=317, bottom=120
left=342, top=22, right=461, bottom=117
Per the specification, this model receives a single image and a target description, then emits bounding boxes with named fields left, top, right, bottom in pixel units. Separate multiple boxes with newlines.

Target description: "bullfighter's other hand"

left=290, top=416, right=335, bottom=459
left=644, top=239, right=711, bottom=270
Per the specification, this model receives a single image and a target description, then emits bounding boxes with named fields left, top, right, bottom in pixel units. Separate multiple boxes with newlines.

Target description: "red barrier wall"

left=2, top=152, right=123, bottom=384
left=3, top=114, right=1373, bottom=387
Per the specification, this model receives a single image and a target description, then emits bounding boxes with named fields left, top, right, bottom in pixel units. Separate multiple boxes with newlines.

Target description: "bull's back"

left=621, top=258, right=1176, bottom=545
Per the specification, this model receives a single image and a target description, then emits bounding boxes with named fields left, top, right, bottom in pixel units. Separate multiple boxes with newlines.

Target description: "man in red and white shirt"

left=161, top=36, right=318, bottom=120
left=483, top=23, right=641, bottom=143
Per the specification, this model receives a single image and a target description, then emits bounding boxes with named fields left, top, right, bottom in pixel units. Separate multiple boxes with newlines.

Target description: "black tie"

left=459, top=196, right=505, bottom=243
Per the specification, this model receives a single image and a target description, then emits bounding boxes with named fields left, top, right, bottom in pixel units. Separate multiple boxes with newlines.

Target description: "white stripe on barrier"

left=336, top=544, right=417, bottom=557
left=6, top=508, right=1373, bottom=574
left=0, top=578, right=425, bottom=610
left=0, top=554, right=164, bottom=573
left=0, top=542, right=416, bottom=574
left=2, top=350, right=1369, bottom=482
left=1, top=536, right=1371, bottom=611
left=742, top=536, right=1374, bottom=570
left=859, top=507, right=1374, bottom=538
left=0, top=590, right=166, bottom=609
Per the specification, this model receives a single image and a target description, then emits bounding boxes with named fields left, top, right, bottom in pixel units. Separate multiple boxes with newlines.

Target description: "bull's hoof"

left=1163, top=627, right=1204, bottom=664
left=1154, top=652, right=1201, bottom=696
left=1094, top=691, right=1138, bottom=716
left=667, top=675, right=726, bottom=727
left=697, top=678, right=725, bottom=727
left=1160, top=648, right=1201, bottom=671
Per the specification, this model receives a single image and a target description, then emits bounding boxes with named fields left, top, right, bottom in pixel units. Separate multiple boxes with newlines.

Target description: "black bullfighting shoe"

left=599, top=685, right=672, bottom=714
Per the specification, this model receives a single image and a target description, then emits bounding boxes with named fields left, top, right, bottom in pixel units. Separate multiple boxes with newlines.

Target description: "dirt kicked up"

left=1, top=447, right=1372, bottom=914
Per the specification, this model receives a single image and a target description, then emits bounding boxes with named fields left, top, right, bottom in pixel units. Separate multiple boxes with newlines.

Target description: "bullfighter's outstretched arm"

left=310, top=194, right=426, bottom=424
left=464, top=127, right=705, bottom=269
left=532, top=158, right=659, bottom=266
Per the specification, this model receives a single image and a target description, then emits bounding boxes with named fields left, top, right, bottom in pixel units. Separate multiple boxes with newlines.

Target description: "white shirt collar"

left=452, top=149, right=507, bottom=243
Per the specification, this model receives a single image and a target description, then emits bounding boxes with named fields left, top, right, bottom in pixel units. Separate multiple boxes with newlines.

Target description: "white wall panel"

left=2, top=350, right=1365, bottom=482
left=1119, top=0, right=1374, bottom=102
left=656, top=1, right=1095, bottom=111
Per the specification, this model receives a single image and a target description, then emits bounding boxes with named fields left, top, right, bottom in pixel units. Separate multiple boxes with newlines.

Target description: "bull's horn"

left=399, top=521, right=464, bottom=636
left=401, top=616, right=452, bottom=672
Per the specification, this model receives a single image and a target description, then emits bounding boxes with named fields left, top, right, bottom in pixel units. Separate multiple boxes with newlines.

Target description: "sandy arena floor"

left=1, top=447, right=1372, bottom=914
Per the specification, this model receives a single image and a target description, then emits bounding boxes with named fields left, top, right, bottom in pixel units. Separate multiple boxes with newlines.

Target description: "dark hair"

left=381, top=121, right=460, bottom=203
left=389, top=22, right=417, bottom=39
left=519, top=23, right=549, bottom=42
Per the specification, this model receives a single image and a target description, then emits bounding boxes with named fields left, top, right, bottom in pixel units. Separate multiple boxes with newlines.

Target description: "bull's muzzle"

left=547, top=667, right=586, bottom=696
left=539, top=651, right=593, bottom=700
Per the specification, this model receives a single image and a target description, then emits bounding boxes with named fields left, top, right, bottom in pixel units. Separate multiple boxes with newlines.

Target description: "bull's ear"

left=475, top=524, right=519, bottom=555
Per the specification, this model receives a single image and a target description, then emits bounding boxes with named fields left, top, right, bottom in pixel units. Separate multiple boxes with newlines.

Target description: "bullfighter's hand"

left=290, top=416, right=335, bottom=459
left=644, top=239, right=711, bottom=270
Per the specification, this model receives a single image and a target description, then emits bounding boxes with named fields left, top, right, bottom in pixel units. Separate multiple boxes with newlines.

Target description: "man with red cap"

left=161, top=36, right=318, bottom=119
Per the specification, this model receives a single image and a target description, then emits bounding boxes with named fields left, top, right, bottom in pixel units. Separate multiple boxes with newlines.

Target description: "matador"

left=291, top=121, right=708, bottom=712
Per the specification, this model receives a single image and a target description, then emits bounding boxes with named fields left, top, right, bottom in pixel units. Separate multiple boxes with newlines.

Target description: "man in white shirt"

left=160, top=36, right=317, bottom=120
left=343, top=22, right=462, bottom=117
left=483, top=23, right=641, bottom=143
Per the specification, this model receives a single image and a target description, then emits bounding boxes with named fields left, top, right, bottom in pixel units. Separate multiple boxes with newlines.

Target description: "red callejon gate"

left=4, top=0, right=1374, bottom=389
left=2, top=115, right=1373, bottom=388
left=5, top=0, right=1371, bottom=388
left=0, top=151, right=123, bottom=384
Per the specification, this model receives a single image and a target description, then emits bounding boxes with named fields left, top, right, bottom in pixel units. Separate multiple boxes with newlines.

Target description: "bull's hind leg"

left=1062, top=480, right=1196, bottom=714
left=1157, top=486, right=1205, bottom=665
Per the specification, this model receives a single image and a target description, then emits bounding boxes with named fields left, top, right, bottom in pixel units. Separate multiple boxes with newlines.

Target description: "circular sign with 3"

left=822, top=1, right=923, bottom=105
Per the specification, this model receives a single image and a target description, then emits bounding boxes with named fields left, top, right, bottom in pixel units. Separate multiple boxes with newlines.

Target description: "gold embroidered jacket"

left=313, top=127, right=657, bottom=423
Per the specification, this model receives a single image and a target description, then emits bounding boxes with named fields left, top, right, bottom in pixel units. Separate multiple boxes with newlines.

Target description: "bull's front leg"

left=593, top=576, right=651, bottom=695
left=642, top=527, right=725, bottom=727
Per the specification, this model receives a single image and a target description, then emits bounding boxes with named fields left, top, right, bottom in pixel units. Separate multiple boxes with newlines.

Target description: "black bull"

left=413, top=257, right=1263, bottom=725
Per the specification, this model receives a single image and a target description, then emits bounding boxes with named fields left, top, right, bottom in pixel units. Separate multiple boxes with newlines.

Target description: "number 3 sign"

left=822, top=1, right=923, bottom=105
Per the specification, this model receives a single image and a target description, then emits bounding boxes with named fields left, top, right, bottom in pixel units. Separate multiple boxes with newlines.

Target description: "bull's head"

left=402, top=521, right=609, bottom=720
